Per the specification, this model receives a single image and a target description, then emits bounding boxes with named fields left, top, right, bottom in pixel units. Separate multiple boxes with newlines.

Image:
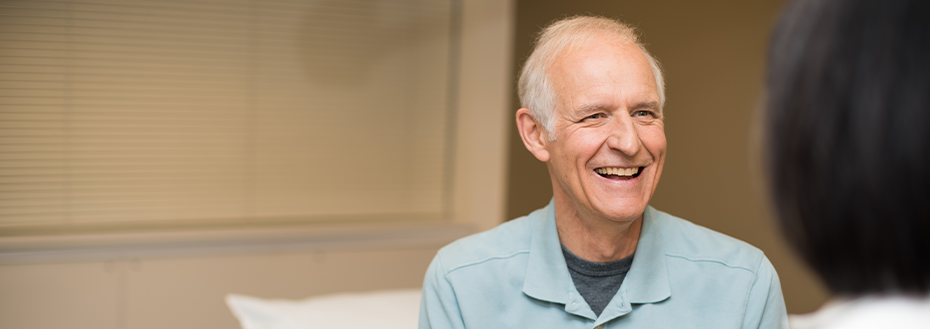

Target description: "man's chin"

left=589, top=188, right=654, bottom=220
left=595, top=204, right=647, bottom=223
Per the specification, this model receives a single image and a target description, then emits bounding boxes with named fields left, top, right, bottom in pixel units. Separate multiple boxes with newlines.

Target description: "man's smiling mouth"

left=594, top=166, right=644, bottom=180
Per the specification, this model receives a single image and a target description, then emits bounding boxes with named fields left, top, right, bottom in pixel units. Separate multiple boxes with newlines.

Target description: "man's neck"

left=554, top=198, right=643, bottom=263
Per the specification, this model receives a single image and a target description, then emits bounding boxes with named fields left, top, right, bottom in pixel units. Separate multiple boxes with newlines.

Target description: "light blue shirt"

left=419, top=200, right=789, bottom=329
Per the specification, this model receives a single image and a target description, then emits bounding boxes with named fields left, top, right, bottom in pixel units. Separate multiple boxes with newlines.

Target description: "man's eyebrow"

left=576, top=101, right=660, bottom=112
left=575, top=104, right=605, bottom=113
left=632, top=101, right=660, bottom=110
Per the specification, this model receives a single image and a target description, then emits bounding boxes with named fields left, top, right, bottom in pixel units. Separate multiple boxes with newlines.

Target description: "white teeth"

left=595, top=167, right=640, bottom=177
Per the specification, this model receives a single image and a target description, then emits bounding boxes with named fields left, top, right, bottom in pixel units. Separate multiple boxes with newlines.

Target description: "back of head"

left=518, top=16, right=665, bottom=138
left=766, top=0, right=930, bottom=295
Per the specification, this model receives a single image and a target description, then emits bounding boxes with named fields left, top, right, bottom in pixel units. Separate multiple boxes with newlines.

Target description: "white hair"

left=517, top=16, right=666, bottom=140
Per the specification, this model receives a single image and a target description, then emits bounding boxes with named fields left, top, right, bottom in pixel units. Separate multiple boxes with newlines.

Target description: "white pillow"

left=226, top=289, right=422, bottom=329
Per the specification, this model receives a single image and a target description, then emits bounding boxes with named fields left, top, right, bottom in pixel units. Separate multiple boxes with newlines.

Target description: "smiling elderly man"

left=419, top=16, right=788, bottom=329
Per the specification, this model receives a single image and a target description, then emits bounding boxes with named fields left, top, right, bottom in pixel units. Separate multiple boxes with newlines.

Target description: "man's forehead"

left=554, top=31, right=640, bottom=60
left=551, top=37, right=648, bottom=72
left=550, top=43, right=658, bottom=102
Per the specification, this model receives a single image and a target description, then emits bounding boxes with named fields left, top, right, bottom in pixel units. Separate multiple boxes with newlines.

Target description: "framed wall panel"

left=0, top=0, right=463, bottom=236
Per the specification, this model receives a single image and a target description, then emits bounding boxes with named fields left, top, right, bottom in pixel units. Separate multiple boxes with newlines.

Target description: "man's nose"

left=606, top=114, right=642, bottom=156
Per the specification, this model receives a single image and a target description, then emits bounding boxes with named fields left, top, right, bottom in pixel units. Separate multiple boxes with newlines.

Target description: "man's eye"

left=585, top=113, right=604, bottom=120
left=633, top=110, right=654, bottom=117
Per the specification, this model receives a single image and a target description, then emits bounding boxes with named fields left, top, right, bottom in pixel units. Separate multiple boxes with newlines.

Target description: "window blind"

left=0, top=0, right=457, bottom=235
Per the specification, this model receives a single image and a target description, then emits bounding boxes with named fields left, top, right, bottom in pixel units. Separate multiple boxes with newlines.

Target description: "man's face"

left=544, top=35, right=666, bottom=223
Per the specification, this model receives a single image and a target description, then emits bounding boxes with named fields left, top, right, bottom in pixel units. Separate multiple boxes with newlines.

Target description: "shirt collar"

left=522, top=199, right=573, bottom=305
left=522, top=200, right=671, bottom=307
left=622, top=205, right=671, bottom=304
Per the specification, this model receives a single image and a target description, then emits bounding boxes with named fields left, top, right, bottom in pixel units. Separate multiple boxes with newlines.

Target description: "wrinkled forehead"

left=547, top=38, right=659, bottom=106
left=544, top=30, right=637, bottom=71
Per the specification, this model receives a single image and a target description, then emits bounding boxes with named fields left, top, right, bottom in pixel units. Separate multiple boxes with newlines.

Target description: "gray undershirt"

left=561, top=244, right=634, bottom=317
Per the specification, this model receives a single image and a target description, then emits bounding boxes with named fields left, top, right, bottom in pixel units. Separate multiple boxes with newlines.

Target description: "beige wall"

left=0, top=1, right=515, bottom=328
left=505, top=0, right=830, bottom=313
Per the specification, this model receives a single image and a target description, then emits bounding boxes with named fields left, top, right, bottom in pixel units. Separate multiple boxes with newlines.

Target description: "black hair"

left=765, top=0, right=930, bottom=295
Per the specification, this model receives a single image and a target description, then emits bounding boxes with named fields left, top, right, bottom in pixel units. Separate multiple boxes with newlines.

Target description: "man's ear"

left=516, top=108, right=550, bottom=162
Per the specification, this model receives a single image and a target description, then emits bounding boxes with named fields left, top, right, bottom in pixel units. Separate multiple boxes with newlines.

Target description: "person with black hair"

left=765, top=0, right=930, bottom=327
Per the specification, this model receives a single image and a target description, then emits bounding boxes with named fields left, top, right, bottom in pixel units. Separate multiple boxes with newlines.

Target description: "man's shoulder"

left=651, top=207, right=767, bottom=272
left=432, top=208, right=542, bottom=275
